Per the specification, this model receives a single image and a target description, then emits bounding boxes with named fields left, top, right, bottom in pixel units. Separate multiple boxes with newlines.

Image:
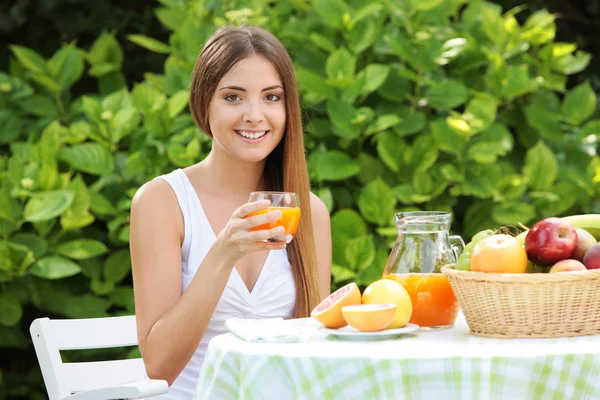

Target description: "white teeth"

left=237, top=130, right=266, bottom=139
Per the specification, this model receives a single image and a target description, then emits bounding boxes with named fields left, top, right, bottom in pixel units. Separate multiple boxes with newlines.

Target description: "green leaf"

left=310, top=33, right=337, bottom=53
left=10, top=233, right=47, bottom=258
left=411, top=0, right=444, bottom=11
left=104, top=249, right=131, bottom=284
left=331, top=264, right=357, bottom=284
left=562, top=82, right=596, bottom=125
left=10, top=45, right=47, bottom=74
left=491, top=202, right=536, bottom=225
left=464, top=93, right=498, bottom=133
left=89, top=63, right=119, bottom=77
left=61, top=175, right=94, bottom=230
left=377, top=131, right=405, bottom=172
left=360, top=64, right=390, bottom=95
left=325, top=47, right=356, bottom=81
left=127, top=34, right=170, bottom=54
left=522, top=141, right=558, bottom=191
left=316, top=151, right=360, bottom=181
left=425, top=80, right=468, bottom=110
left=345, top=235, right=375, bottom=271
left=57, top=239, right=108, bottom=260
left=87, top=32, right=124, bottom=67
left=521, top=9, right=556, bottom=45
left=15, top=95, right=57, bottom=117
left=168, top=90, right=189, bottom=118
left=358, top=179, right=396, bottom=226
left=48, top=44, right=84, bottom=89
left=431, top=119, right=465, bottom=155
left=59, top=143, right=114, bottom=175
left=348, top=17, right=379, bottom=54
left=377, top=66, right=411, bottom=103
left=0, top=295, right=22, bottom=326
left=111, top=108, right=140, bottom=143
left=552, top=51, right=591, bottom=75
left=63, top=294, right=111, bottom=318
left=296, top=67, right=336, bottom=99
left=0, top=109, right=21, bottom=144
left=24, top=190, right=74, bottom=222
left=132, top=83, right=167, bottom=113
left=30, top=256, right=81, bottom=279
left=394, top=110, right=426, bottom=136
left=331, top=209, right=368, bottom=265
left=501, top=65, right=538, bottom=99
left=90, top=192, right=117, bottom=215
left=366, top=114, right=401, bottom=135
left=326, top=101, right=359, bottom=139
left=313, top=0, right=347, bottom=29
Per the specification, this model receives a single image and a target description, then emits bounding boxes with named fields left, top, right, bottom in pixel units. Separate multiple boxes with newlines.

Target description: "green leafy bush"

left=1, top=0, right=599, bottom=396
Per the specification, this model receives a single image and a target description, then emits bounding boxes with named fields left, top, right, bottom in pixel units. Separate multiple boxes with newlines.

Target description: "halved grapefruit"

left=342, top=304, right=397, bottom=332
left=310, top=282, right=361, bottom=328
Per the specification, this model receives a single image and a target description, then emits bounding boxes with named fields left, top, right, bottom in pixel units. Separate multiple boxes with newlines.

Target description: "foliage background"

left=1, top=0, right=600, bottom=397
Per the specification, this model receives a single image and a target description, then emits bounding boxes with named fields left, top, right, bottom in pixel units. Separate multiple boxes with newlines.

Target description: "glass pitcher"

left=382, top=211, right=465, bottom=329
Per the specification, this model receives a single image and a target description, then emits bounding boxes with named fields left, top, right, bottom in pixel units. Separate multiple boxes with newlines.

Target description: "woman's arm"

left=130, top=179, right=285, bottom=385
left=310, top=192, right=332, bottom=300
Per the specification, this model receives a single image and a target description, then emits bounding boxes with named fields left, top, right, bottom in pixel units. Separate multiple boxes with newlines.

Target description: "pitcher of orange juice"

left=383, top=211, right=464, bottom=329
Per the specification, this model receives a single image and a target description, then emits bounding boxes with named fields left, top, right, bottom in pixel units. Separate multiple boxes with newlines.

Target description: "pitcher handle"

left=449, top=235, right=465, bottom=261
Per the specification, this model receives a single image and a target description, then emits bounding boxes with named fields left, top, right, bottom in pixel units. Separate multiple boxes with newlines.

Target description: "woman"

left=129, top=25, right=332, bottom=398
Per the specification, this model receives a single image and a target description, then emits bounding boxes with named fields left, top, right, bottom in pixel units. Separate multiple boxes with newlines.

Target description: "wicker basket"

left=441, top=265, right=600, bottom=338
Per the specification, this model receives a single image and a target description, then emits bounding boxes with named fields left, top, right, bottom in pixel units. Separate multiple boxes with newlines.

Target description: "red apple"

left=549, top=259, right=587, bottom=273
left=583, top=243, right=600, bottom=270
left=573, top=228, right=598, bottom=261
left=524, top=217, right=578, bottom=266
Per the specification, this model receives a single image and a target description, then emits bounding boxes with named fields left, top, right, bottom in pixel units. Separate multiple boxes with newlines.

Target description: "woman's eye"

left=225, top=94, right=240, bottom=102
left=266, top=94, right=280, bottom=101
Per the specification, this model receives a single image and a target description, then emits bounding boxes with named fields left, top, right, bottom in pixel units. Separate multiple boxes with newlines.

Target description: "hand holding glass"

left=246, top=192, right=300, bottom=244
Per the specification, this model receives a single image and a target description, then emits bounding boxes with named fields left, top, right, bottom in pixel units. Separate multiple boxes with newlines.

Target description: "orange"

left=341, top=304, right=396, bottom=332
left=361, top=279, right=413, bottom=329
left=470, top=234, right=528, bottom=274
left=247, top=207, right=301, bottom=234
left=310, top=282, right=361, bottom=328
left=383, top=274, right=458, bottom=328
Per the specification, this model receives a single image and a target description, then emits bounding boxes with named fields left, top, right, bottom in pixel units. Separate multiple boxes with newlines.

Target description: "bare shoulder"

left=309, top=192, right=330, bottom=221
left=131, top=177, right=183, bottom=242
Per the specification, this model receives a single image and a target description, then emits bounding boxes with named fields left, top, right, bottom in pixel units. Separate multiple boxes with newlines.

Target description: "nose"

left=243, top=100, right=264, bottom=124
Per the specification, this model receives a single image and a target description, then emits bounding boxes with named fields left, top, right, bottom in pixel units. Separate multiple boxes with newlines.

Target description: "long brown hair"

left=189, top=25, right=320, bottom=318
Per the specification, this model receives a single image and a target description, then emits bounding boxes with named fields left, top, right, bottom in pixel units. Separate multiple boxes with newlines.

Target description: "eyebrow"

left=219, top=85, right=283, bottom=92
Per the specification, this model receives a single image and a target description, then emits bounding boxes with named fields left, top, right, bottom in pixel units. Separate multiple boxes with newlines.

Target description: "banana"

left=561, top=214, right=600, bottom=241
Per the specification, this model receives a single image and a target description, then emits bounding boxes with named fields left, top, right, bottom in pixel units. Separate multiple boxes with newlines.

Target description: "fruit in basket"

left=454, top=229, right=495, bottom=271
left=573, top=228, right=597, bottom=261
left=561, top=214, right=600, bottom=241
left=549, top=259, right=587, bottom=273
left=310, top=282, right=361, bottom=328
left=361, top=279, right=412, bottom=329
left=524, top=218, right=578, bottom=265
left=583, top=243, right=600, bottom=270
left=470, top=234, right=528, bottom=273
left=341, top=304, right=396, bottom=332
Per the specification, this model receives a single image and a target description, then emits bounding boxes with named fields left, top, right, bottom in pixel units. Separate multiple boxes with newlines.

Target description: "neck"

left=200, top=149, right=267, bottom=196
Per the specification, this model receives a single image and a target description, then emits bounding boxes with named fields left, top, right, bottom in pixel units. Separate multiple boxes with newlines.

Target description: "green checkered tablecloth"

left=194, top=314, right=600, bottom=400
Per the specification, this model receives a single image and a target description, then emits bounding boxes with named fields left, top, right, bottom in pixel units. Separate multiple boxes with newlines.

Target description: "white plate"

left=323, top=323, right=420, bottom=341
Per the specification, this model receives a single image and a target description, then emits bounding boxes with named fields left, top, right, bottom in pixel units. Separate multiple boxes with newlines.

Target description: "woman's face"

left=207, top=53, right=286, bottom=164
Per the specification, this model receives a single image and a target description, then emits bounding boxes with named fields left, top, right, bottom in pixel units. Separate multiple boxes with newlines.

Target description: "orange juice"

left=383, top=273, right=458, bottom=328
left=247, top=207, right=301, bottom=234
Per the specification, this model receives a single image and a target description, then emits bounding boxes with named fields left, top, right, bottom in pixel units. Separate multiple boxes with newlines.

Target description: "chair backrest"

left=30, top=315, right=146, bottom=400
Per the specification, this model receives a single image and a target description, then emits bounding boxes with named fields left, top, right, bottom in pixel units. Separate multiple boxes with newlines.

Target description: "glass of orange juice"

left=246, top=191, right=301, bottom=244
left=382, top=211, right=464, bottom=329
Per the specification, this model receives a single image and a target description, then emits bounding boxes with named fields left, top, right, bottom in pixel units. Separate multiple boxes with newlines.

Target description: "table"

left=194, top=314, right=600, bottom=399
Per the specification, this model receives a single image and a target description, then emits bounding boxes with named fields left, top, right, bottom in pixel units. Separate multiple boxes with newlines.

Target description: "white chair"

left=30, top=315, right=168, bottom=400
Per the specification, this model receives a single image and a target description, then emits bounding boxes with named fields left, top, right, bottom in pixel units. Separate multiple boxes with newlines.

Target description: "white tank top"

left=148, top=168, right=296, bottom=399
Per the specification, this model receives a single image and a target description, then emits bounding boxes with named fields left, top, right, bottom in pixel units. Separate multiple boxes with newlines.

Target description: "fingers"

left=242, top=209, right=282, bottom=230
left=250, top=225, right=285, bottom=242
left=234, top=200, right=270, bottom=219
